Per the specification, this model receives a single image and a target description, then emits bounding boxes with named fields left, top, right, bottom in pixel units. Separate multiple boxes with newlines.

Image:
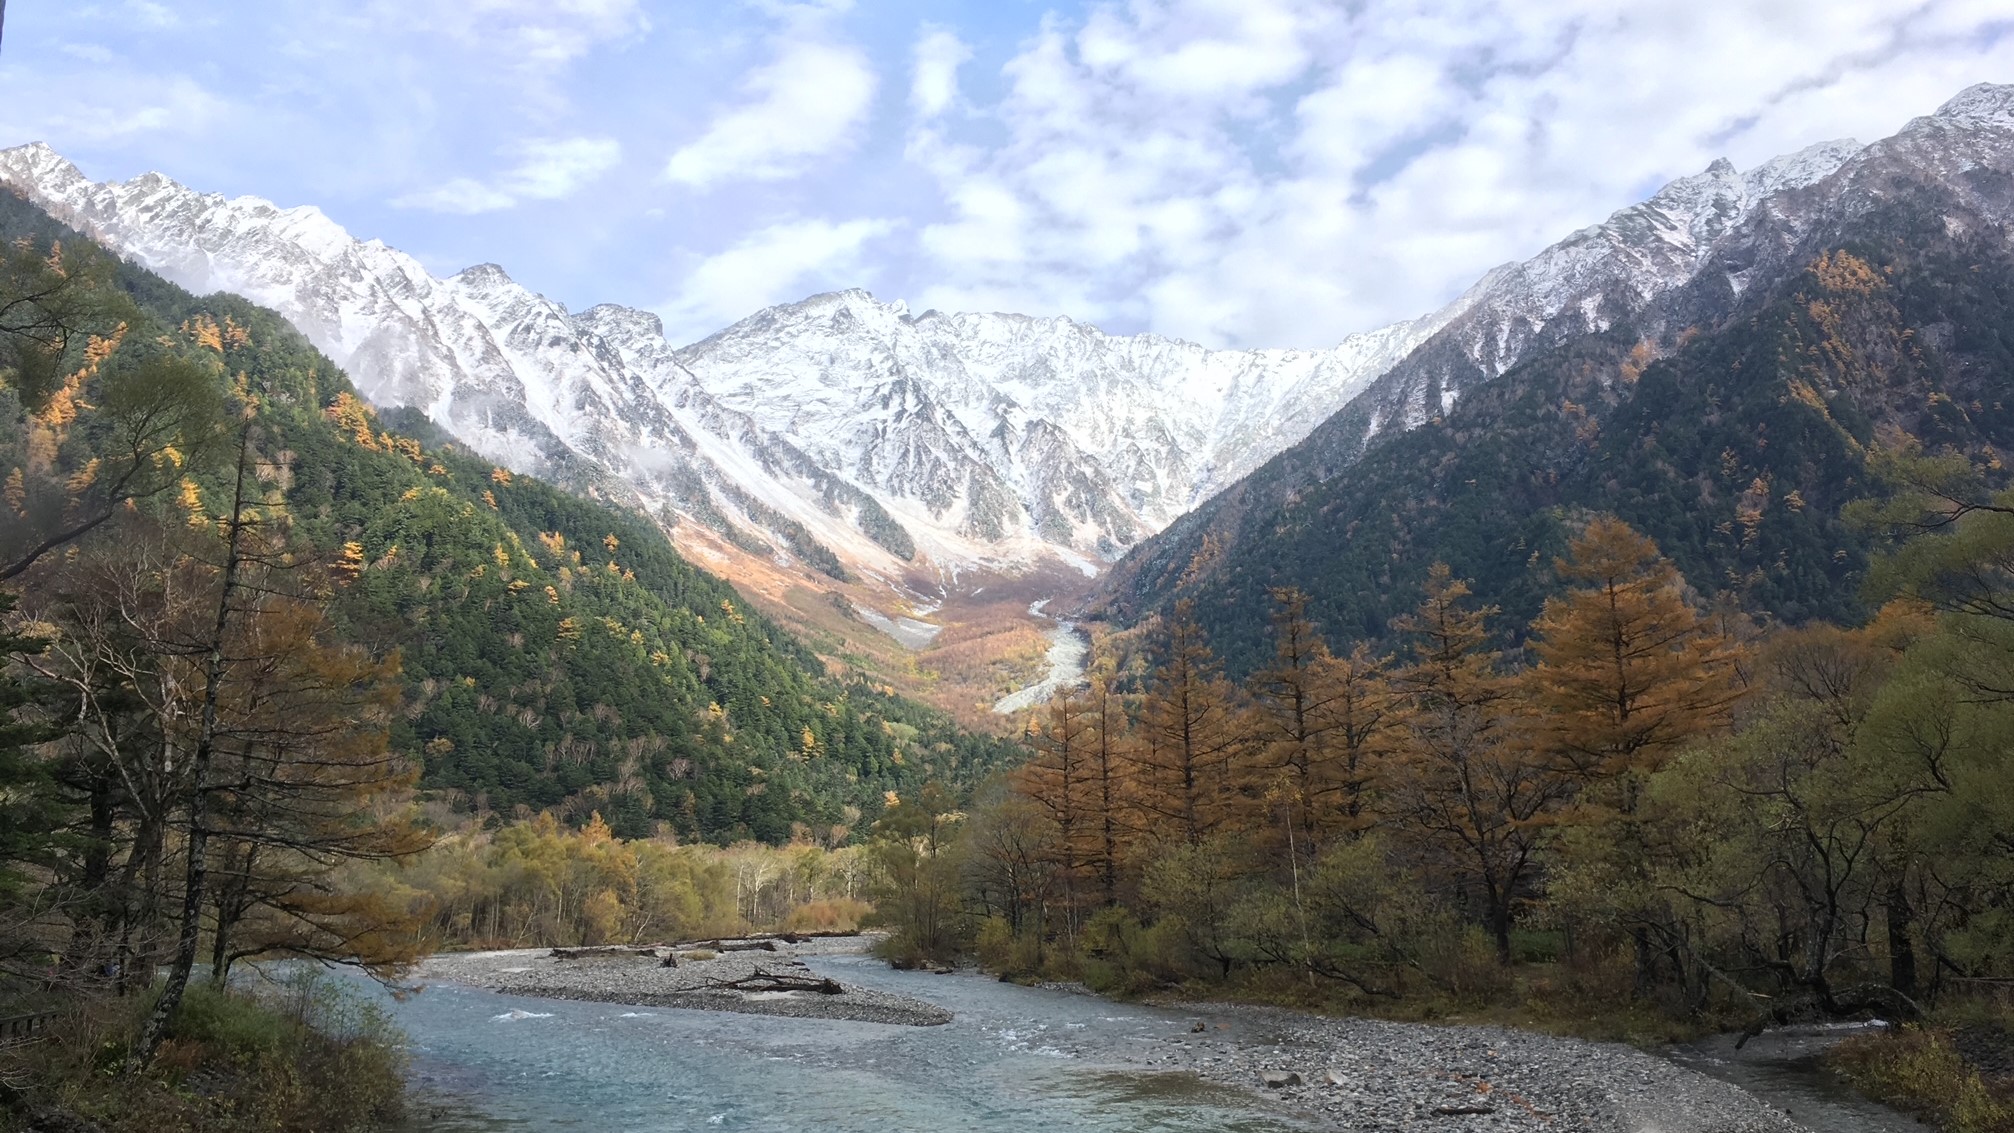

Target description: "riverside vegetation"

left=884, top=510, right=2014, bottom=1129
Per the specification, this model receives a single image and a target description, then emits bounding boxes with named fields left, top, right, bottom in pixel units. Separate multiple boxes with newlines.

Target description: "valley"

left=3, top=50, right=2014, bottom=1133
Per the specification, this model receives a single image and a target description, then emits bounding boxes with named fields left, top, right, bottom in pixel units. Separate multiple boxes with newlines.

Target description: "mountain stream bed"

left=379, top=947, right=1916, bottom=1133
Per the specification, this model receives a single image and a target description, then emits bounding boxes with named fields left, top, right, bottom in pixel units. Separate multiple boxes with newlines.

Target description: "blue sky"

left=3, top=1, right=2012, bottom=349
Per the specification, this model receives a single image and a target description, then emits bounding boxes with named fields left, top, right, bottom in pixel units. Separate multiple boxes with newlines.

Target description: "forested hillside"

left=1097, top=184, right=2014, bottom=677
left=0, top=188, right=1021, bottom=845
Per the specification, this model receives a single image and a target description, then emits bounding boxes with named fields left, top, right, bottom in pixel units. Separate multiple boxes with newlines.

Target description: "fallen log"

left=549, top=946, right=659, bottom=960
left=705, top=966, right=844, bottom=995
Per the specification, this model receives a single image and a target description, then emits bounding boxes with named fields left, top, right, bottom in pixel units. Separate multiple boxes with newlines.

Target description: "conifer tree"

left=1126, top=602, right=1245, bottom=846
left=1386, top=564, right=1565, bottom=964
left=1245, top=588, right=1397, bottom=851
left=1526, top=516, right=1746, bottom=797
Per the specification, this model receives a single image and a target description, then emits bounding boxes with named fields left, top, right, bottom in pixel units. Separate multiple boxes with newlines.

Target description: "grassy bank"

left=0, top=973, right=405, bottom=1133
left=1829, top=1011, right=2014, bottom=1133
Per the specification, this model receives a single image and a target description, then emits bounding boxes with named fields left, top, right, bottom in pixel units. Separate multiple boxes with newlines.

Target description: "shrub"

left=1831, top=1026, right=2014, bottom=1133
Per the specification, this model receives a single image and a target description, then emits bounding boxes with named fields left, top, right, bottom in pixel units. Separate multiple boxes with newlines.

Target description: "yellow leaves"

left=1810, top=249, right=1882, bottom=296
left=883, top=790, right=900, bottom=810
left=603, top=534, right=620, bottom=554
left=1618, top=338, right=1654, bottom=384
left=482, top=490, right=499, bottom=509
left=64, top=457, right=99, bottom=494
left=493, top=543, right=512, bottom=573
left=327, top=392, right=380, bottom=450
left=545, top=585, right=561, bottom=606
left=719, top=598, right=745, bottom=625
left=399, top=487, right=423, bottom=502
left=649, top=649, right=672, bottom=667
left=1783, top=489, right=1807, bottom=513
left=606, top=560, right=621, bottom=576
left=557, top=616, right=582, bottom=641
left=508, top=578, right=531, bottom=593
left=4, top=468, right=25, bottom=516
left=429, top=463, right=449, bottom=477
left=334, top=540, right=367, bottom=584
left=1786, top=378, right=1828, bottom=412
left=706, top=702, right=726, bottom=720
left=222, top=315, right=250, bottom=350
left=179, top=478, right=209, bottom=528
left=490, top=467, right=513, bottom=486
left=181, top=314, right=224, bottom=353
left=537, top=531, right=567, bottom=557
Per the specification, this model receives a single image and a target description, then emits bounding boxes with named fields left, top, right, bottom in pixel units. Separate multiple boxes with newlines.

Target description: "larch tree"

left=1125, top=603, right=1245, bottom=847
left=1012, top=687, right=1095, bottom=934
left=1524, top=517, right=1747, bottom=990
left=1385, top=564, right=1566, bottom=965
left=1526, top=516, right=1747, bottom=800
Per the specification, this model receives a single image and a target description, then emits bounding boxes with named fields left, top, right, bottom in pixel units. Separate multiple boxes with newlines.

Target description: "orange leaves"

left=181, top=314, right=225, bottom=353
left=1810, top=249, right=1883, bottom=297
left=326, top=391, right=379, bottom=450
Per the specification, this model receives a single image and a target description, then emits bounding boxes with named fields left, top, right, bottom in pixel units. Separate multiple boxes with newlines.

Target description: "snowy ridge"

left=13, top=90, right=2012, bottom=596
left=0, top=141, right=1449, bottom=584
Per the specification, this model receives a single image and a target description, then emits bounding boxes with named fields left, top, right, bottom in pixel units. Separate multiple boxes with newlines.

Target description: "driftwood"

left=705, top=966, right=843, bottom=995
left=548, top=946, right=659, bottom=960
left=665, top=930, right=860, bottom=950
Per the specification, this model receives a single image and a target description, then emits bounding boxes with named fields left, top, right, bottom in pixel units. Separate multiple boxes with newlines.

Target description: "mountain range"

left=4, top=82, right=2013, bottom=691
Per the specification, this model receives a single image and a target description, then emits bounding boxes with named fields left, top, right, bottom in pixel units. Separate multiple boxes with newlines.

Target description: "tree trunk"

left=130, top=419, right=252, bottom=1069
left=1886, top=882, right=1918, bottom=1000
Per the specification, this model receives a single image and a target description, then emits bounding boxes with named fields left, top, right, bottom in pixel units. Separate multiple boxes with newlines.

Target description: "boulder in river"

left=1259, top=1070, right=1301, bottom=1088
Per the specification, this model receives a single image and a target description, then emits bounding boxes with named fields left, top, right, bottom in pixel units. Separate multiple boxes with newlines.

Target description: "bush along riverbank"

left=0, top=972, right=407, bottom=1133
left=1828, top=1015, right=2014, bottom=1133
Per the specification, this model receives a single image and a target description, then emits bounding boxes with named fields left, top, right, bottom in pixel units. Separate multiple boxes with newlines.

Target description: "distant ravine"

left=993, top=599, right=1090, bottom=716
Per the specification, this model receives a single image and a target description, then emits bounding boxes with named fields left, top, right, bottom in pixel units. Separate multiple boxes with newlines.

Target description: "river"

left=993, top=600, right=1090, bottom=716
left=381, top=956, right=1918, bottom=1133
left=389, top=954, right=1305, bottom=1133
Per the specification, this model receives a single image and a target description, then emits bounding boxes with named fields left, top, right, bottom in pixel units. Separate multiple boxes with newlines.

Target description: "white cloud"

left=391, top=177, right=518, bottom=215
left=659, top=217, right=896, bottom=341
left=61, top=43, right=117, bottom=64
left=665, top=28, right=877, bottom=187
left=387, top=0, right=649, bottom=69
left=393, top=136, right=621, bottom=213
left=502, top=136, right=623, bottom=199
left=911, top=28, right=971, bottom=119
left=902, top=0, right=2014, bottom=349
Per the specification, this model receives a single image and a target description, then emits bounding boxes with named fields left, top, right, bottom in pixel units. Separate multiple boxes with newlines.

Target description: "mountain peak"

left=1933, top=82, right=2014, bottom=126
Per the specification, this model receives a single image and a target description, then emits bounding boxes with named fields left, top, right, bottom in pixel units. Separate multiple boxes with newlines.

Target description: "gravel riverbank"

left=1081, top=1001, right=1810, bottom=1132
left=419, top=937, right=953, bottom=1027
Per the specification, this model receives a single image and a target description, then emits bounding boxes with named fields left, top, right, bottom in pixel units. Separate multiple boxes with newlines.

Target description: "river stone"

left=1322, top=1068, right=1349, bottom=1086
left=1259, top=1069, right=1301, bottom=1088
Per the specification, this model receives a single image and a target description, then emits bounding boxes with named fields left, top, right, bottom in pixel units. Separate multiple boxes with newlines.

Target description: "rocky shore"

left=419, top=936, right=953, bottom=1027
left=1086, top=1001, right=1811, bottom=1132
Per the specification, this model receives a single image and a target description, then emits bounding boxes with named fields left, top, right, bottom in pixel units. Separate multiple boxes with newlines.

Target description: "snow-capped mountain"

left=0, top=140, right=1450, bottom=584
left=7, top=84, right=1993, bottom=596
left=1094, top=83, right=2014, bottom=623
